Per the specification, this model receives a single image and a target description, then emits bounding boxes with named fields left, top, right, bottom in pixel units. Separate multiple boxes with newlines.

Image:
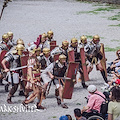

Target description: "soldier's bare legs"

left=87, top=65, right=93, bottom=74
left=96, top=63, right=108, bottom=83
left=19, top=81, right=25, bottom=96
left=7, top=84, right=19, bottom=104
left=57, top=85, right=68, bottom=109
left=42, top=82, right=49, bottom=99
left=0, top=73, right=4, bottom=85
left=23, top=84, right=45, bottom=109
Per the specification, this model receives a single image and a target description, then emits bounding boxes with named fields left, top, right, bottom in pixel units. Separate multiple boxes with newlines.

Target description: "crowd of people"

left=0, top=30, right=120, bottom=120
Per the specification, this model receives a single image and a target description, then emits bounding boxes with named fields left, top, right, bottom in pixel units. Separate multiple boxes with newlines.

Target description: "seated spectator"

left=107, top=49, right=120, bottom=73
left=66, top=114, right=72, bottom=120
left=74, top=108, right=87, bottom=120
left=108, top=86, right=120, bottom=120
left=81, top=85, right=105, bottom=119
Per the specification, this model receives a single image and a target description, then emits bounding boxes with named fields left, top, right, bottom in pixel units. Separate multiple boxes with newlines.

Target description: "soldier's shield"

left=20, top=55, right=29, bottom=79
left=50, top=41, right=57, bottom=51
left=50, top=41, right=56, bottom=46
left=50, top=45, right=58, bottom=51
left=62, top=62, right=79, bottom=99
left=80, top=47, right=89, bottom=81
left=68, top=49, right=75, bottom=62
left=0, top=50, right=9, bottom=68
left=54, top=53, right=60, bottom=61
left=100, top=43, right=107, bottom=77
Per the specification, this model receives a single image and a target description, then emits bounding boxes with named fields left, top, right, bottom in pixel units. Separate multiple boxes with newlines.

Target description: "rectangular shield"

left=54, top=53, right=60, bottom=61
left=20, top=55, right=29, bottom=79
left=0, top=50, right=10, bottom=69
left=62, top=62, right=79, bottom=99
left=50, top=41, right=56, bottom=46
left=50, top=45, right=58, bottom=51
left=80, top=47, right=89, bottom=81
left=100, top=43, right=107, bottom=77
left=68, top=49, right=75, bottom=62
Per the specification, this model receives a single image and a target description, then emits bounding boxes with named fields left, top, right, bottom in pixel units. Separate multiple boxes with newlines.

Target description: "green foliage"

left=111, top=39, right=120, bottom=42
left=76, top=11, right=98, bottom=15
left=105, top=46, right=120, bottom=52
left=86, top=35, right=93, bottom=39
left=76, top=5, right=119, bottom=15
left=94, top=7, right=116, bottom=11
left=108, top=12, right=120, bottom=21
left=52, top=116, right=57, bottom=118
left=109, top=24, right=120, bottom=27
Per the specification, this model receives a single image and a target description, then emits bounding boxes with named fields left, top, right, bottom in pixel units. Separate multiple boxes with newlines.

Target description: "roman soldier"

left=70, top=37, right=88, bottom=88
left=39, top=33, right=50, bottom=52
left=28, top=33, right=50, bottom=53
left=85, top=35, right=108, bottom=83
left=51, top=40, right=72, bottom=62
left=22, top=47, right=45, bottom=109
left=43, top=54, right=68, bottom=108
left=107, top=49, right=120, bottom=74
left=0, top=33, right=10, bottom=85
left=37, top=47, right=54, bottom=97
left=2, top=44, right=25, bottom=104
left=47, top=30, right=54, bottom=42
left=7, top=31, right=16, bottom=49
left=4, top=38, right=26, bottom=94
left=0, top=33, right=10, bottom=52
left=80, top=35, right=93, bottom=75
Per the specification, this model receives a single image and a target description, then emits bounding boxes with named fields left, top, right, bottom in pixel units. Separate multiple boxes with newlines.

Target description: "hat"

left=115, top=79, right=120, bottom=84
left=59, top=115, right=68, bottom=120
left=87, top=85, right=97, bottom=93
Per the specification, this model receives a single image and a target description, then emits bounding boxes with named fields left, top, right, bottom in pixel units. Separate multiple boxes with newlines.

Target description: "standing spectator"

left=74, top=108, right=87, bottom=120
left=108, top=86, right=120, bottom=120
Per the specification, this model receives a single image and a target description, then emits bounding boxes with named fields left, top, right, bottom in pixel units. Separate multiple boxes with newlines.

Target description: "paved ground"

left=0, top=0, right=120, bottom=120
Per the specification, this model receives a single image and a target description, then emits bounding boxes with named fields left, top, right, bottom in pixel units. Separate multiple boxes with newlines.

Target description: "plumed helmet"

left=47, top=30, right=53, bottom=39
left=47, top=30, right=53, bottom=36
left=43, top=48, right=50, bottom=55
left=16, top=44, right=25, bottom=55
left=71, top=38, right=78, bottom=47
left=80, top=35, right=87, bottom=44
left=7, top=31, right=13, bottom=37
left=59, top=54, right=66, bottom=62
left=30, top=47, right=41, bottom=55
left=87, top=85, right=97, bottom=93
left=2, top=33, right=9, bottom=43
left=62, top=40, right=69, bottom=50
left=2, top=33, right=9, bottom=39
left=16, top=44, right=25, bottom=51
left=41, top=33, right=47, bottom=42
left=17, top=38, right=24, bottom=46
left=42, top=33, right=47, bottom=38
left=62, top=40, right=69, bottom=46
left=71, top=38, right=78, bottom=43
left=93, top=35, right=100, bottom=44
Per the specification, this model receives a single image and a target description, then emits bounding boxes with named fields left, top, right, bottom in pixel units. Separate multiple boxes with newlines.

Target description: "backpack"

left=94, top=93, right=109, bottom=114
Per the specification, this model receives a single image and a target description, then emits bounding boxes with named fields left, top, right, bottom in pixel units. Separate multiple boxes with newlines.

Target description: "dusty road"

left=0, top=0, right=120, bottom=120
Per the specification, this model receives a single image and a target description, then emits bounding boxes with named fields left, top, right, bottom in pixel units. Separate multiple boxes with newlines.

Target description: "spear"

left=0, top=0, right=12, bottom=20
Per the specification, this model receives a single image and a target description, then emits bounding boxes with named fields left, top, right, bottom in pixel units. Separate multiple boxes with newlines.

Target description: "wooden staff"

left=0, top=0, right=12, bottom=20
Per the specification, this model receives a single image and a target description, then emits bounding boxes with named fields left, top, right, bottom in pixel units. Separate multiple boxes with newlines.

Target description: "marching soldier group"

left=0, top=30, right=108, bottom=109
